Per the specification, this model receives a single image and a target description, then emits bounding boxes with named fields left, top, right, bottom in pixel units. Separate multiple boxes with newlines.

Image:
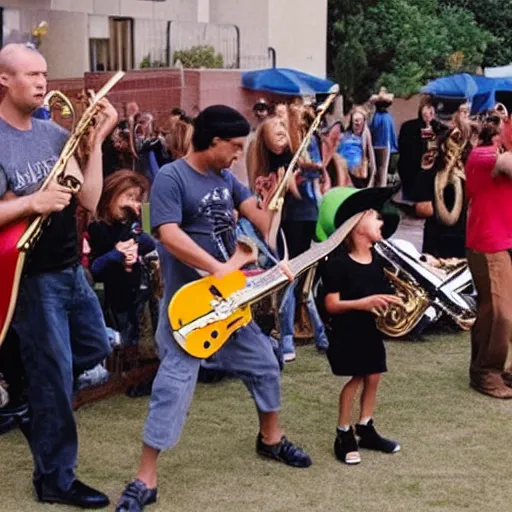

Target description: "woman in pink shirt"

left=465, top=115, right=512, bottom=398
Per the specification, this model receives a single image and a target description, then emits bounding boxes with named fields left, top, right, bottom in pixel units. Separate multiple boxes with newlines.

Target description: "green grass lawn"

left=1, top=331, right=511, bottom=512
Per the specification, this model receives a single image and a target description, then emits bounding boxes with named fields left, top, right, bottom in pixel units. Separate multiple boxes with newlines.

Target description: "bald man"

left=0, top=43, right=118, bottom=508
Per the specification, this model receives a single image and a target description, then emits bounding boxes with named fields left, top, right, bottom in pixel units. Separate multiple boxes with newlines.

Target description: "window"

left=1, top=8, right=21, bottom=46
left=89, top=17, right=134, bottom=71
left=90, top=38, right=109, bottom=71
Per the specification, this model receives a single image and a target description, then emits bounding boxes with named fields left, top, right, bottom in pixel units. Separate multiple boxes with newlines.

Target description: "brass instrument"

left=267, top=85, right=339, bottom=213
left=374, top=240, right=476, bottom=337
left=265, top=85, right=340, bottom=251
left=375, top=268, right=431, bottom=337
left=17, top=71, right=125, bottom=252
left=43, top=90, right=76, bottom=131
left=434, top=126, right=466, bottom=226
left=494, top=102, right=509, bottom=118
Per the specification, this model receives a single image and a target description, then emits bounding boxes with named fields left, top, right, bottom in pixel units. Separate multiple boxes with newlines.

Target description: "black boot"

left=334, top=427, right=361, bottom=464
left=356, top=419, right=400, bottom=454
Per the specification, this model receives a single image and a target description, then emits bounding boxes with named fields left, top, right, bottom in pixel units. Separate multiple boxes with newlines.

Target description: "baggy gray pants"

left=143, top=321, right=281, bottom=451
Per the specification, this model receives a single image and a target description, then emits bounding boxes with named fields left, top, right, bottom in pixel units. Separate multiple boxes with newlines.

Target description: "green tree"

left=328, top=0, right=494, bottom=101
left=439, top=0, right=512, bottom=67
left=139, top=53, right=166, bottom=69
left=173, top=45, right=224, bottom=69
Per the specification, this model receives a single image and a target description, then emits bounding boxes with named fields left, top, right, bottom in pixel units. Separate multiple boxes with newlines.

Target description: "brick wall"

left=389, top=94, right=422, bottom=132
left=77, top=69, right=297, bottom=129
left=50, top=69, right=423, bottom=134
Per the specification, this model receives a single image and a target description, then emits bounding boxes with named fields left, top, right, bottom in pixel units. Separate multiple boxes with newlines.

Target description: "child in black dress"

left=317, top=187, right=401, bottom=465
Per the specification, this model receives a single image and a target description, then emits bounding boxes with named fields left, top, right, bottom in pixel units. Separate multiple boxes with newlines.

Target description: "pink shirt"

left=466, top=145, right=512, bottom=253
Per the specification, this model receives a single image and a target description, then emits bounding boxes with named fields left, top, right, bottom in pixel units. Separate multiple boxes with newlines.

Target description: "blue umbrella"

left=421, top=73, right=479, bottom=99
left=421, top=73, right=512, bottom=114
left=241, top=67, right=338, bottom=96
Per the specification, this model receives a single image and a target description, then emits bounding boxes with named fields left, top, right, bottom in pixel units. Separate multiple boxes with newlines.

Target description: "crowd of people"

left=1, top=41, right=512, bottom=511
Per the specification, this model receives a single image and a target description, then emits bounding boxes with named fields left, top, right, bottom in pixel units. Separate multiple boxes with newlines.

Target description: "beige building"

left=0, top=0, right=327, bottom=79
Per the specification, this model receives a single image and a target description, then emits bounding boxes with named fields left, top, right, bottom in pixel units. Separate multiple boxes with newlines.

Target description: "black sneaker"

left=115, top=480, right=158, bottom=512
left=355, top=420, right=400, bottom=454
left=334, top=427, right=361, bottom=464
left=256, top=434, right=312, bottom=468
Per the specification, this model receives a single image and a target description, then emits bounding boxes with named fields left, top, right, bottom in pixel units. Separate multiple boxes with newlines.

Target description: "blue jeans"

left=278, top=280, right=329, bottom=355
left=13, top=265, right=111, bottom=491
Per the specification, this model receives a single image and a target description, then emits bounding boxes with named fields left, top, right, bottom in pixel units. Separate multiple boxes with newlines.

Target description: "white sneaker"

left=283, top=352, right=296, bottom=363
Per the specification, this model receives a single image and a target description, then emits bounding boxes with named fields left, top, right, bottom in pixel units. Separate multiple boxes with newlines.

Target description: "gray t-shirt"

left=0, top=117, right=77, bottom=274
left=150, top=159, right=251, bottom=339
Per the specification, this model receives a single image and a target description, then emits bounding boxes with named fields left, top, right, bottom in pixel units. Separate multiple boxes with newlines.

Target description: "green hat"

left=315, top=186, right=400, bottom=242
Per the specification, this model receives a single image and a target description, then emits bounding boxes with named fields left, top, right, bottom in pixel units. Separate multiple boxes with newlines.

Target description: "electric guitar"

left=168, top=213, right=363, bottom=359
left=0, top=71, right=125, bottom=346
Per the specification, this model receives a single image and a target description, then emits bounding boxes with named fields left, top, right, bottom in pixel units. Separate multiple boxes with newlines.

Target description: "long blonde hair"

left=246, top=116, right=290, bottom=191
left=451, top=104, right=472, bottom=143
left=166, top=119, right=193, bottom=160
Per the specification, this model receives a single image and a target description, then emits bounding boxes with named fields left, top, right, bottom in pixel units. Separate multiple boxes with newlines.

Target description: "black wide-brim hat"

left=315, top=186, right=400, bottom=242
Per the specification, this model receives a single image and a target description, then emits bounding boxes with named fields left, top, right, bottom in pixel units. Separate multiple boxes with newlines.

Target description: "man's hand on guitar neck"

left=31, top=183, right=72, bottom=215
left=0, top=183, right=72, bottom=229
left=278, top=260, right=294, bottom=281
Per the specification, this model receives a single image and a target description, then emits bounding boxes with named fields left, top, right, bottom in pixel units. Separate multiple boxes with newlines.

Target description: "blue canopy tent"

left=421, top=73, right=512, bottom=114
left=472, top=77, right=512, bottom=113
left=241, top=67, right=338, bottom=96
left=421, top=73, right=479, bottom=100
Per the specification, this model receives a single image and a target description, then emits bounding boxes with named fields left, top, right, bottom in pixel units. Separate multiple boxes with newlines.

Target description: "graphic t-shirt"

left=150, top=158, right=252, bottom=343
left=0, top=117, right=76, bottom=274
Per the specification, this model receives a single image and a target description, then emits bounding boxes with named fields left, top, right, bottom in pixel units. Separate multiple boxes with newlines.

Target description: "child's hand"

left=124, top=245, right=139, bottom=266
left=116, top=239, right=138, bottom=272
left=115, top=239, right=135, bottom=255
left=359, top=294, right=403, bottom=316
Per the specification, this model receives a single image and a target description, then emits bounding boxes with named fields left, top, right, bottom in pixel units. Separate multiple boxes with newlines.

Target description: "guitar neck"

left=236, top=213, right=362, bottom=306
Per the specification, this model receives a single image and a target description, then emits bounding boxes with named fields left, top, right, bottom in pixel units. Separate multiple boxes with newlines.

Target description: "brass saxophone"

left=17, top=71, right=125, bottom=252
left=375, top=268, right=431, bottom=338
left=434, top=127, right=466, bottom=226
left=374, top=240, right=476, bottom=337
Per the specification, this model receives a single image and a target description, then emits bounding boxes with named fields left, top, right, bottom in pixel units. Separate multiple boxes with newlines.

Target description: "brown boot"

left=470, top=372, right=512, bottom=399
left=501, top=371, right=512, bottom=388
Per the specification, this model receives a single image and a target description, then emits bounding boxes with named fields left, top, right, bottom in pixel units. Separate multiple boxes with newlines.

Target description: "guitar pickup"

left=209, top=285, right=224, bottom=299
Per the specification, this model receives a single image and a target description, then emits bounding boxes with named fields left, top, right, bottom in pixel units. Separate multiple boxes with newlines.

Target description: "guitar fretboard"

left=234, top=213, right=362, bottom=307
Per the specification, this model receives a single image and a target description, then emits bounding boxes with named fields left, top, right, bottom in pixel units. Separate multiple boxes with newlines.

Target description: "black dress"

left=320, top=248, right=392, bottom=376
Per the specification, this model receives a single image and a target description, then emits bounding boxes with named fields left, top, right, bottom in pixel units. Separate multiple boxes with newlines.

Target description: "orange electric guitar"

left=168, top=213, right=362, bottom=359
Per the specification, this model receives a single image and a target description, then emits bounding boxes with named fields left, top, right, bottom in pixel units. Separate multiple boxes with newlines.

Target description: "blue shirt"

left=370, top=111, right=398, bottom=153
left=337, top=132, right=363, bottom=171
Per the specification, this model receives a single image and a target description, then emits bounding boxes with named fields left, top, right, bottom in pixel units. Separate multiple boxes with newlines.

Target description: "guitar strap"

left=58, top=156, right=84, bottom=188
